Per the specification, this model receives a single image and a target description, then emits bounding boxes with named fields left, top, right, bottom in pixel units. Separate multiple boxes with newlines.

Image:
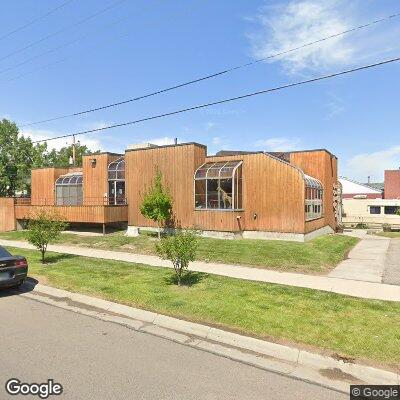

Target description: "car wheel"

left=12, top=280, right=25, bottom=289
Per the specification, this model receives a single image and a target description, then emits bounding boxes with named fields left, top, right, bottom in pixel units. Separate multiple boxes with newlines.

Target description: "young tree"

left=140, top=169, right=172, bottom=239
left=156, top=230, right=198, bottom=285
left=27, top=209, right=67, bottom=263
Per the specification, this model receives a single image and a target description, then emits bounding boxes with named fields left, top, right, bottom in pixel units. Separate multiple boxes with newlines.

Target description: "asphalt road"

left=0, top=292, right=346, bottom=400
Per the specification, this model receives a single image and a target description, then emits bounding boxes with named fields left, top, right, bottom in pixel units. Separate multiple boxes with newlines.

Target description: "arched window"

left=194, top=161, right=243, bottom=210
left=55, top=172, right=83, bottom=206
left=108, top=157, right=126, bottom=205
left=304, top=175, right=323, bottom=220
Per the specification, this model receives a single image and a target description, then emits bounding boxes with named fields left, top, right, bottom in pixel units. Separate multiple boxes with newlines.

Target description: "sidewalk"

left=2, top=238, right=400, bottom=302
left=328, top=232, right=389, bottom=283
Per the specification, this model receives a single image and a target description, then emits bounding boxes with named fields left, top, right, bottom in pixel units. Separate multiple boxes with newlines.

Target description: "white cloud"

left=249, top=0, right=400, bottom=75
left=254, top=137, right=300, bottom=151
left=345, top=145, right=400, bottom=181
left=20, top=128, right=103, bottom=152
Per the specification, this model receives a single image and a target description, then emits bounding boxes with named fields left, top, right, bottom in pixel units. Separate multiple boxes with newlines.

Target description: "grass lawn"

left=6, top=246, right=400, bottom=369
left=0, top=230, right=358, bottom=274
left=374, top=231, right=400, bottom=238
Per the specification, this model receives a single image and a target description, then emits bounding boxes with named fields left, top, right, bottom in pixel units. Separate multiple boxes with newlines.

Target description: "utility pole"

left=72, top=134, right=76, bottom=167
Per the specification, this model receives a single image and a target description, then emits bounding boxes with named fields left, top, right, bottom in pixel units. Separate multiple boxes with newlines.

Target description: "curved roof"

left=304, top=174, right=323, bottom=189
left=55, top=172, right=83, bottom=185
left=195, top=161, right=242, bottom=179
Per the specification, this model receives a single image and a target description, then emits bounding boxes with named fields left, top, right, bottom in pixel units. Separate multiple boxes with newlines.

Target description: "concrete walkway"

left=2, top=238, right=400, bottom=302
left=328, top=231, right=390, bottom=283
left=383, top=239, right=400, bottom=285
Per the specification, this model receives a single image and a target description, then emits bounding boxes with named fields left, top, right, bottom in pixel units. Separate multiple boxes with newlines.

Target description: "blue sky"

left=1, top=0, right=400, bottom=181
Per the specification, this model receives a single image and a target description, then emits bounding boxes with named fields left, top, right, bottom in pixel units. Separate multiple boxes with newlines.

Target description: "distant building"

left=339, top=177, right=382, bottom=199
left=340, top=174, right=400, bottom=227
left=384, top=169, right=400, bottom=200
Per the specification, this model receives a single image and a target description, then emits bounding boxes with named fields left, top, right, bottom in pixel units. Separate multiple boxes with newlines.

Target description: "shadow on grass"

left=163, top=271, right=205, bottom=287
left=43, top=253, right=78, bottom=264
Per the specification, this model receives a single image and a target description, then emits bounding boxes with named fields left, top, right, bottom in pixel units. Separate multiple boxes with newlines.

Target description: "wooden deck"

left=14, top=204, right=128, bottom=224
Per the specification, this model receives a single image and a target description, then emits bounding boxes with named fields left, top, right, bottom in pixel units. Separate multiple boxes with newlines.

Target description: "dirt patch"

left=332, top=353, right=356, bottom=364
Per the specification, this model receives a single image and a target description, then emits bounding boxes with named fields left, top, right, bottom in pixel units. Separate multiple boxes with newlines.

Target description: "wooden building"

left=125, top=143, right=339, bottom=241
left=0, top=153, right=128, bottom=233
left=0, top=142, right=339, bottom=241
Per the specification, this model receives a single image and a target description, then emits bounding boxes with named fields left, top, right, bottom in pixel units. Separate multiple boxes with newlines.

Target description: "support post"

left=102, top=223, right=106, bottom=236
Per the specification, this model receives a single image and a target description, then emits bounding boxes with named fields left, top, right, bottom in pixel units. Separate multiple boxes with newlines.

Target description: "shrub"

left=156, top=230, right=198, bottom=285
left=355, top=222, right=368, bottom=230
left=27, top=209, right=67, bottom=263
left=140, top=169, right=172, bottom=239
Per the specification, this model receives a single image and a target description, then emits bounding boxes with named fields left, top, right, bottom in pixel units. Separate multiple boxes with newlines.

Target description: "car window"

left=0, top=247, right=12, bottom=258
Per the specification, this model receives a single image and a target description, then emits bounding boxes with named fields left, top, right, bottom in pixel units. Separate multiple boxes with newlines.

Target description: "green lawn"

left=5, top=246, right=400, bottom=369
left=374, top=231, right=400, bottom=238
left=0, top=230, right=358, bottom=274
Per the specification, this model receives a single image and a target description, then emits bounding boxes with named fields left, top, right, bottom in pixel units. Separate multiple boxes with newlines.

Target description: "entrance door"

left=115, top=181, right=125, bottom=205
left=108, top=181, right=125, bottom=205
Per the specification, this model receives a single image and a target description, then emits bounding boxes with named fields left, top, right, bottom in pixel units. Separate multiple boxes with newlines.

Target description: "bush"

left=156, top=230, right=198, bottom=285
left=382, top=223, right=392, bottom=232
left=355, top=223, right=368, bottom=230
left=27, top=209, right=67, bottom=263
left=140, top=169, right=172, bottom=239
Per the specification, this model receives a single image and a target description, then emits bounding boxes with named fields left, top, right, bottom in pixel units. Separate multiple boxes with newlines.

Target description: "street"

left=0, top=291, right=345, bottom=400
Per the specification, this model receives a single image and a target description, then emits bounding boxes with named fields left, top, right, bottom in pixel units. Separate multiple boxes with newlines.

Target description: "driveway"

left=329, top=230, right=389, bottom=282
left=329, top=230, right=400, bottom=285
left=0, top=292, right=345, bottom=400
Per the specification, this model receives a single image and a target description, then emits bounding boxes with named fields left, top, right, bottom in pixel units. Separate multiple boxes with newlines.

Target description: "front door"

left=108, top=181, right=125, bottom=205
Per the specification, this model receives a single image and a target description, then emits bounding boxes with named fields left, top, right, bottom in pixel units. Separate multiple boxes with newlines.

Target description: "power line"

left=0, top=0, right=192, bottom=84
left=0, top=0, right=74, bottom=42
left=0, top=0, right=127, bottom=64
left=20, top=10, right=400, bottom=128
left=31, top=55, right=400, bottom=144
left=0, top=11, right=135, bottom=77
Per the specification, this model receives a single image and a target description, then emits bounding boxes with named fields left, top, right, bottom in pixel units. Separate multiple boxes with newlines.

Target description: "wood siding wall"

left=289, top=150, right=338, bottom=232
left=82, top=153, right=121, bottom=203
left=125, top=144, right=207, bottom=228
left=203, top=153, right=305, bottom=233
left=0, top=198, right=16, bottom=231
left=15, top=205, right=127, bottom=224
left=125, top=145, right=307, bottom=233
left=31, top=167, right=82, bottom=205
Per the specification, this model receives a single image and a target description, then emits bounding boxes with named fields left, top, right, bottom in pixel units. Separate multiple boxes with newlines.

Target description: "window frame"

left=107, top=157, right=126, bottom=205
left=55, top=172, right=83, bottom=206
left=304, top=175, right=324, bottom=221
left=194, top=160, right=243, bottom=211
left=369, top=206, right=381, bottom=215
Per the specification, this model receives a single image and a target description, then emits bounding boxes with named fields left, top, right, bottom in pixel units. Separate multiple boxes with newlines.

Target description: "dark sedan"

left=0, top=246, right=28, bottom=289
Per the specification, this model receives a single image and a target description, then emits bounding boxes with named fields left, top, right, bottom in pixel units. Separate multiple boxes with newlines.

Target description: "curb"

left=19, top=283, right=399, bottom=392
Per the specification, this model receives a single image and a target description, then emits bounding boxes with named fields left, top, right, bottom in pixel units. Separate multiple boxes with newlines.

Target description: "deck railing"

left=13, top=197, right=128, bottom=206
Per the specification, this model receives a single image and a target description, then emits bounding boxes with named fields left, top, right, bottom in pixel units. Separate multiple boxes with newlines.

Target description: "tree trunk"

left=41, top=249, right=45, bottom=264
left=157, top=221, right=161, bottom=240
